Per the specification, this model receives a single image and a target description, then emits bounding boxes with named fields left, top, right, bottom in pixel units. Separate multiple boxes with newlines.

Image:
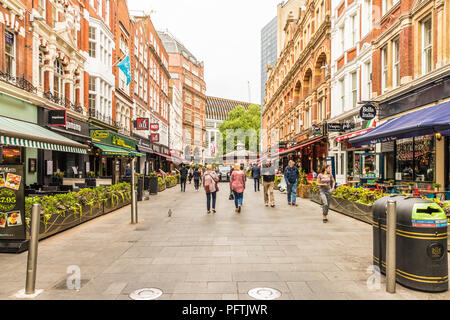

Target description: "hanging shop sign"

left=150, top=123, right=159, bottom=132
left=65, top=117, right=82, bottom=132
left=48, top=109, right=67, bottom=126
left=360, top=104, right=377, bottom=120
left=342, top=121, right=356, bottom=132
left=91, top=130, right=136, bottom=150
left=151, top=133, right=160, bottom=143
left=311, top=124, right=323, bottom=136
left=327, top=123, right=342, bottom=132
left=0, top=165, right=25, bottom=241
left=136, top=118, right=150, bottom=130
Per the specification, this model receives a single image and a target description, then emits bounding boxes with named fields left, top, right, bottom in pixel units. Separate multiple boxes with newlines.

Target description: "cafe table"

left=417, top=189, right=447, bottom=200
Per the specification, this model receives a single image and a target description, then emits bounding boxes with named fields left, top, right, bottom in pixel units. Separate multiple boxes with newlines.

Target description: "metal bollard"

left=25, top=204, right=41, bottom=295
left=386, top=200, right=397, bottom=293
left=131, top=158, right=138, bottom=224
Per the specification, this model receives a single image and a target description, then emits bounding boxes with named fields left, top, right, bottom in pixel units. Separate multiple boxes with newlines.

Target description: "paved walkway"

left=1, top=180, right=449, bottom=300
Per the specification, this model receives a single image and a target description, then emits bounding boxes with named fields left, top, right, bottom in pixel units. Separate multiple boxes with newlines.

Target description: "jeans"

left=180, top=178, right=186, bottom=192
left=233, top=191, right=243, bottom=208
left=206, top=192, right=216, bottom=211
left=253, top=178, right=260, bottom=191
left=263, top=181, right=274, bottom=205
left=287, top=181, right=297, bottom=204
left=320, top=187, right=332, bottom=216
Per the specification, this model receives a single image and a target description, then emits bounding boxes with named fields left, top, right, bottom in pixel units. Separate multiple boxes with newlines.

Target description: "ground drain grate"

left=53, top=278, right=90, bottom=290
left=129, top=288, right=163, bottom=300
left=248, top=288, right=281, bottom=300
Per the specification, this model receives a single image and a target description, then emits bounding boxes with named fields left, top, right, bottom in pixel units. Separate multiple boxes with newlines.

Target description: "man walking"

left=262, top=161, right=275, bottom=207
left=284, top=160, right=299, bottom=207
left=179, top=164, right=188, bottom=192
left=251, top=163, right=261, bottom=192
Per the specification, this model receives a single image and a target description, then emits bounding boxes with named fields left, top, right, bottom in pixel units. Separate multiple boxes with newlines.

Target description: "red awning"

left=278, top=136, right=324, bottom=156
left=336, top=128, right=372, bottom=142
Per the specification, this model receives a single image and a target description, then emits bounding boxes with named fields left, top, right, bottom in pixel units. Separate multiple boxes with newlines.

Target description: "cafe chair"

left=413, top=188, right=421, bottom=197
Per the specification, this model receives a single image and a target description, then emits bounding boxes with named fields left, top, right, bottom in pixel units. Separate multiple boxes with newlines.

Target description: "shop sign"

left=311, top=124, right=323, bottom=136
left=327, top=123, right=342, bottom=132
left=65, top=117, right=82, bottom=132
left=150, top=123, right=159, bottom=132
left=48, top=109, right=67, bottom=126
left=151, top=133, right=160, bottom=143
left=360, top=104, right=377, bottom=120
left=91, top=130, right=136, bottom=150
left=136, top=118, right=149, bottom=130
left=0, top=165, right=25, bottom=240
left=296, top=134, right=308, bottom=143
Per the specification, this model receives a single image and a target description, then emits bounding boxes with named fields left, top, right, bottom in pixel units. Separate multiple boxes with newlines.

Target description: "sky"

left=128, top=0, right=281, bottom=105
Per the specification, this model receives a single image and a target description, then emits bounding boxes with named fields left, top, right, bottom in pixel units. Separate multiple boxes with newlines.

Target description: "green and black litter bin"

left=373, top=195, right=448, bottom=292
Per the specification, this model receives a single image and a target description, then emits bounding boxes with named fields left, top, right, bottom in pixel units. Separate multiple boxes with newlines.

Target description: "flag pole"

left=112, top=53, right=127, bottom=68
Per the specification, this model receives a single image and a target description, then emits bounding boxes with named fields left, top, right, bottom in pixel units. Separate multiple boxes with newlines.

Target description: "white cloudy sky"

left=128, top=0, right=280, bottom=105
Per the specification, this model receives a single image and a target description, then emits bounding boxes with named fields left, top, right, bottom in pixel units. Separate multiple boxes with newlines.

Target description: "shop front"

left=38, top=108, right=91, bottom=185
left=135, top=135, right=154, bottom=175
left=350, top=101, right=450, bottom=189
left=90, top=129, right=145, bottom=185
left=149, top=143, right=171, bottom=172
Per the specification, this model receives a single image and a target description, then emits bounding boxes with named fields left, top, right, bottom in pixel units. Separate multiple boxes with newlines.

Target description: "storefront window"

left=1, top=147, right=22, bottom=165
left=360, top=153, right=381, bottom=178
left=396, top=135, right=435, bottom=182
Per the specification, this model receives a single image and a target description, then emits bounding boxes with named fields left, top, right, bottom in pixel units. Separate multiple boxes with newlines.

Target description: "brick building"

left=158, top=30, right=206, bottom=164
left=350, top=0, right=450, bottom=188
left=263, top=0, right=332, bottom=172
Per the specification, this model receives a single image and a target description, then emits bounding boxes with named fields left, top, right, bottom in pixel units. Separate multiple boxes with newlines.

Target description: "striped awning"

left=0, top=116, right=89, bottom=154
left=0, top=136, right=87, bottom=154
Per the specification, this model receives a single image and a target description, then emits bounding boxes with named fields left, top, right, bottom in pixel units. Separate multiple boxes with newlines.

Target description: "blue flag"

left=118, top=55, right=132, bottom=85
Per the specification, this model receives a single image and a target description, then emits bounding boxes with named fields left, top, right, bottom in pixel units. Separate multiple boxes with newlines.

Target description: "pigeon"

left=168, top=209, right=172, bottom=217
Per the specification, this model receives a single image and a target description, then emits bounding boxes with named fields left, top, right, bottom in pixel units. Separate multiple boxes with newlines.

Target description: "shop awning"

left=336, top=128, right=372, bottom=142
left=93, top=143, right=145, bottom=158
left=278, top=136, right=324, bottom=156
left=0, top=116, right=88, bottom=154
left=349, top=101, right=450, bottom=146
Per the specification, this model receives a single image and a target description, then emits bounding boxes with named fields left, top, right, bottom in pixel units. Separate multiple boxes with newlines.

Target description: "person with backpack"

left=193, top=167, right=202, bottom=191
left=317, top=165, right=336, bottom=223
left=251, top=163, right=261, bottom=192
left=261, top=160, right=276, bottom=207
left=179, top=164, right=188, bottom=192
left=230, top=163, right=246, bottom=213
left=284, top=160, right=300, bottom=207
left=203, top=165, right=219, bottom=214
left=188, top=167, right=194, bottom=184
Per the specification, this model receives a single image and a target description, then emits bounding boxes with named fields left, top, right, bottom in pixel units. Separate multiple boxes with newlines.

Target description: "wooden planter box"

left=297, top=184, right=311, bottom=198
left=29, top=196, right=131, bottom=240
left=310, top=190, right=373, bottom=224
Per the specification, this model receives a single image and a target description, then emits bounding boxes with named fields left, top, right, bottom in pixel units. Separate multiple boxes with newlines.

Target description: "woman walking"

left=193, top=167, right=202, bottom=191
left=188, top=167, right=194, bottom=184
left=316, top=165, right=336, bottom=223
left=230, top=163, right=246, bottom=213
left=203, top=165, right=219, bottom=214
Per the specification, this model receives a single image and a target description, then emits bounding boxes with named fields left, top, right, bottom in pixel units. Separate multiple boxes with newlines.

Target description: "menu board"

left=0, top=165, right=25, bottom=240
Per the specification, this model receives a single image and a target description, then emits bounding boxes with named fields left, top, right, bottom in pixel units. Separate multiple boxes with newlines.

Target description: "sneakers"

left=212, top=209, right=216, bottom=214
left=288, top=202, right=291, bottom=206
left=271, top=204, right=275, bottom=207
left=207, top=211, right=211, bottom=214
left=238, top=206, right=241, bottom=213
left=292, top=203, right=298, bottom=207
left=265, top=203, right=269, bottom=207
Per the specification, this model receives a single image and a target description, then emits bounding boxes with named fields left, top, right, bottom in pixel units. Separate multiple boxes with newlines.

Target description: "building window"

left=340, top=26, right=345, bottom=54
left=89, top=77, right=96, bottom=110
left=53, top=59, right=64, bottom=98
left=39, top=50, right=44, bottom=87
left=351, top=72, right=357, bottom=108
left=382, top=0, right=387, bottom=15
left=105, top=0, right=110, bottom=23
left=351, top=15, right=357, bottom=47
left=362, top=0, right=372, bottom=36
left=393, top=38, right=400, bottom=88
left=422, top=17, right=432, bottom=74
left=5, top=31, right=15, bottom=76
left=317, top=99, right=323, bottom=122
left=98, top=0, right=102, bottom=16
left=38, top=0, right=46, bottom=18
left=89, top=27, right=96, bottom=58
left=340, top=78, right=345, bottom=112
left=365, top=60, right=372, bottom=100
left=381, top=46, right=388, bottom=93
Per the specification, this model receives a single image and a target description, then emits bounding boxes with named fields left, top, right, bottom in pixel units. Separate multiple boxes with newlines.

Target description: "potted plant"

left=85, top=171, right=97, bottom=187
left=149, top=171, right=158, bottom=195
left=52, top=171, right=64, bottom=185
left=433, top=183, right=442, bottom=192
left=388, top=179, right=395, bottom=187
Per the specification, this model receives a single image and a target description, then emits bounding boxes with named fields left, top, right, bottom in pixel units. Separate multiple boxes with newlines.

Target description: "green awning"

left=0, top=116, right=88, bottom=154
left=93, top=143, right=145, bottom=158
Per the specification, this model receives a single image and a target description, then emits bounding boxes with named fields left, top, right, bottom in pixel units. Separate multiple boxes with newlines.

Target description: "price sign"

left=0, top=165, right=25, bottom=241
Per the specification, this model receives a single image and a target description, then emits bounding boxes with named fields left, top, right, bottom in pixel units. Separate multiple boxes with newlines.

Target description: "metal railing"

left=43, top=91, right=84, bottom=114
left=89, top=108, right=119, bottom=127
left=0, top=71, right=37, bottom=93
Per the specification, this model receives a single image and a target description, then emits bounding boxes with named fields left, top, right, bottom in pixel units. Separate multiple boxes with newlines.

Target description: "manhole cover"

left=129, top=288, right=163, bottom=300
left=248, top=287, right=281, bottom=300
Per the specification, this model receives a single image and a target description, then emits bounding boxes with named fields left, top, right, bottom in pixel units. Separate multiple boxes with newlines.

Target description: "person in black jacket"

left=193, top=167, right=202, bottom=191
left=251, top=163, right=261, bottom=192
left=261, top=161, right=276, bottom=207
left=179, top=165, right=188, bottom=192
left=284, top=160, right=300, bottom=206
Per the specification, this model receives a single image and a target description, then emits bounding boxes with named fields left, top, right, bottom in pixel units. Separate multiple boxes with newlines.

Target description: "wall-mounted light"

left=436, top=132, right=442, bottom=141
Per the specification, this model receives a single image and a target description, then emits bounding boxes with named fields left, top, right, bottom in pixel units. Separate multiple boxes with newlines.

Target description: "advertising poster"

left=0, top=165, right=26, bottom=240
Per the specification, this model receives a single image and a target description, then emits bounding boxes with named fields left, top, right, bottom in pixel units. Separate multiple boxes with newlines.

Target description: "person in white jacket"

left=203, top=165, right=219, bottom=214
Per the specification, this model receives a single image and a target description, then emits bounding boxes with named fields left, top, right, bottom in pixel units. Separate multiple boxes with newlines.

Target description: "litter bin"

left=373, top=195, right=448, bottom=292
left=137, top=177, right=144, bottom=201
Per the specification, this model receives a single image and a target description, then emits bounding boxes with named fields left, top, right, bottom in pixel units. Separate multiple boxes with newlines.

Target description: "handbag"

left=229, top=190, right=234, bottom=200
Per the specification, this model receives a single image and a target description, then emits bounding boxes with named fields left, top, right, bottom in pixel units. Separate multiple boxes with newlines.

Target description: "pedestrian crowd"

left=174, top=160, right=335, bottom=222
